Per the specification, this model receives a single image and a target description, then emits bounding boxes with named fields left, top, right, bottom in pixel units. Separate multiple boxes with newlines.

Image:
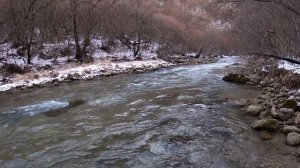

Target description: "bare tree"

left=6, top=0, right=52, bottom=64
left=69, top=0, right=117, bottom=63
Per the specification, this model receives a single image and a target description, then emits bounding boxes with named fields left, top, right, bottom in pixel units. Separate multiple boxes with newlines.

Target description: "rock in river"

left=222, top=73, right=250, bottom=84
left=44, top=99, right=86, bottom=117
left=252, top=119, right=279, bottom=131
left=286, top=132, right=300, bottom=146
left=246, top=105, right=262, bottom=116
left=258, top=130, right=273, bottom=141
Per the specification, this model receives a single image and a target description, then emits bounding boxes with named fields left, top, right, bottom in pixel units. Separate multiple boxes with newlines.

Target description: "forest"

left=0, top=0, right=297, bottom=65
left=0, top=0, right=300, bottom=167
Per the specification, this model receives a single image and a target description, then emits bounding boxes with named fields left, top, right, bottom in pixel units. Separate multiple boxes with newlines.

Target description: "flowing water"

left=0, top=57, right=298, bottom=168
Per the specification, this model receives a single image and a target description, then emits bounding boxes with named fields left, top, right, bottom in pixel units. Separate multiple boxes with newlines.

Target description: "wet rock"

left=252, top=119, right=279, bottom=131
left=286, top=132, right=300, bottom=146
left=223, top=73, right=250, bottom=84
left=295, top=113, right=300, bottom=125
left=281, top=126, right=300, bottom=134
left=44, top=99, right=85, bottom=117
left=258, top=130, right=273, bottom=141
left=246, top=105, right=262, bottom=116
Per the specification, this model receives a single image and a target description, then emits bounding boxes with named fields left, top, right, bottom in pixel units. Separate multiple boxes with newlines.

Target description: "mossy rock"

left=283, top=99, right=298, bottom=109
left=223, top=73, right=250, bottom=84
left=252, top=119, right=279, bottom=131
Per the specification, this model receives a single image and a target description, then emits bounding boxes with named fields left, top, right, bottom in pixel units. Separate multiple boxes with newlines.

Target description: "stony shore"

left=223, top=60, right=300, bottom=161
left=0, top=60, right=174, bottom=93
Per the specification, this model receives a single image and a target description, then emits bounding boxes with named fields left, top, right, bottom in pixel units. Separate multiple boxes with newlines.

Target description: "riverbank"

left=0, top=60, right=174, bottom=93
left=223, top=56, right=300, bottom=162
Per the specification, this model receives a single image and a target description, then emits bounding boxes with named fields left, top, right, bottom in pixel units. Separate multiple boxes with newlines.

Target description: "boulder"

left=258, top=130, right=273, bottom=141
left=281, top=126, right=300, bottom=134
left=223, top=73, right=250, bottom=84
left=246, top=105, right=262, bottom=116
left=271, top=106, right=294, bottom=121
left=278, top=108, right=294, bottom=121
left=286, top=132, right=300, bottom=146
left=252, top=119, right=279, bottom=131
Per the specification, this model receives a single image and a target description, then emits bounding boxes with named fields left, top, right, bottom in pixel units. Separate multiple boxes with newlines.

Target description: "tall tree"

left=69, top=0, right=117, bottom=63
left=7, top=0, right=51, bottom=64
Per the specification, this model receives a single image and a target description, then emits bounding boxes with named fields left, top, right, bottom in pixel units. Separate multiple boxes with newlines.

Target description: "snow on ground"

left=0, top=60, right=174, bottom=92
left=0, top=38, right=160, bottom=70
left=278, top=60, right=300, bottom=74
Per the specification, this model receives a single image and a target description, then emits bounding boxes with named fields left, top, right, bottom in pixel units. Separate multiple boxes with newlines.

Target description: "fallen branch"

left=250, top=53, right=300, bottom=65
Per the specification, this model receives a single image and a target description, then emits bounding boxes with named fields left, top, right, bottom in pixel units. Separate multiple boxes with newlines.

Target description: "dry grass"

left=10, top=59, right=114, bottom=82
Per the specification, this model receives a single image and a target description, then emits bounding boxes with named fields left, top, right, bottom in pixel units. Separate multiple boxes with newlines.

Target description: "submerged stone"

left=44, top=99, right=86, bottom=117
left=258, top=130, right=273, bottom=141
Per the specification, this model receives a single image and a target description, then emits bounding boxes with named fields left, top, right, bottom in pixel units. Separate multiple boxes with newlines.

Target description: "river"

left=0, top=57, right=298, bottom=168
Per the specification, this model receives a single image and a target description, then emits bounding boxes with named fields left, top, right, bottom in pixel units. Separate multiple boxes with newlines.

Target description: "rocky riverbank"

left=0, top=60, right=174, bottom=93
left=223, top=57, right=300, bottom=161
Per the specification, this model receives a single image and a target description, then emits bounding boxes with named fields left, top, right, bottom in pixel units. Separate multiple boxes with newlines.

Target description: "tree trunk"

left=133, top=44, right=140, bottom=57
left=27, top=44, right=32, bottom=64
left=195, top=45, right=205, bottom=58
left=70, top=0, right=83, bottom=63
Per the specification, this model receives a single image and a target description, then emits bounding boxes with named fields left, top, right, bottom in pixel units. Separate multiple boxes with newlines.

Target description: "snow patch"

left=0, top=60, right=173, bottom=92
left=278, top=60, right=300, bottom=74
